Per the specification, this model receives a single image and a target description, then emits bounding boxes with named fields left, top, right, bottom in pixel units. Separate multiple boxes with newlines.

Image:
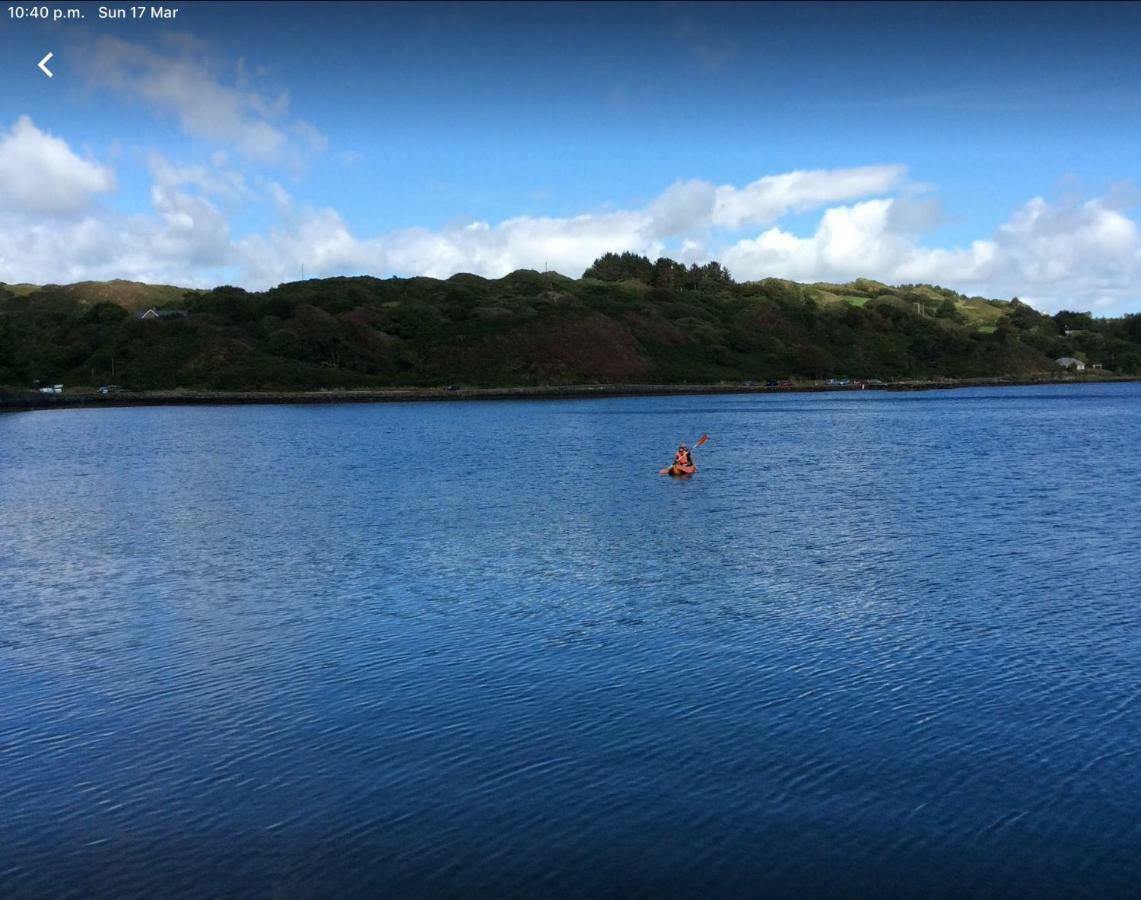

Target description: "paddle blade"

left=695, top=433, right=709, bottom=447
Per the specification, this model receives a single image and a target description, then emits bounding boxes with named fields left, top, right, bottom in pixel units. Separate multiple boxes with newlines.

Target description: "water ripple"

left=2, top=385, right=1140, bottom=896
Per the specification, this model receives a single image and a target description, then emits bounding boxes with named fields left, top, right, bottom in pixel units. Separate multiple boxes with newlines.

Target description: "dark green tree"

left=651, top=257, right=687, bottom=289
left=936, top=297, right=962, bottom=322
left=582, top=252, right=654, bottom=282
left=1054, top=310, right=1095, bottom=332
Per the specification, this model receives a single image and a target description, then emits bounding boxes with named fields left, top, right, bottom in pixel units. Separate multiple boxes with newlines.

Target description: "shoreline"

left=2, top=374, right=1137, bottom=413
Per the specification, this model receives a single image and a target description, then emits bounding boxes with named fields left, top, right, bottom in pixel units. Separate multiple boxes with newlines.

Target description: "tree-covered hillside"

left=2, top=254, right=1140, bottom=391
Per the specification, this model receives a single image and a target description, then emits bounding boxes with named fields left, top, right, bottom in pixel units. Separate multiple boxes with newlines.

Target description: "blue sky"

left=1, top=1, right=1139, bottom=312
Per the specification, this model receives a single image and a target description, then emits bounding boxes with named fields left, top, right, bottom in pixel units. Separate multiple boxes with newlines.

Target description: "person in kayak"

left=660, top=444, right=696, bottom=476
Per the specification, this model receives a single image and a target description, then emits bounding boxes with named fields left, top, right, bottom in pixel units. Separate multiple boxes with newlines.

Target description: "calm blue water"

left=2, top=384, right=1140, bottom=897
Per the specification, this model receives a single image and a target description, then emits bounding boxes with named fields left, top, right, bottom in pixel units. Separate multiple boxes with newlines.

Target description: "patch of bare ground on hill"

left=0, top=279, right=200, bottom=312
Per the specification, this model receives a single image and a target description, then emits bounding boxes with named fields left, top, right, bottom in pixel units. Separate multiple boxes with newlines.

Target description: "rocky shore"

left=3, top=374, right=1136, bottom=413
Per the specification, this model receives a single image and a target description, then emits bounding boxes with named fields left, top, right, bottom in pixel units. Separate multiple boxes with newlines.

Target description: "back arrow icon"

left=39, top=52, right=53, bottom=78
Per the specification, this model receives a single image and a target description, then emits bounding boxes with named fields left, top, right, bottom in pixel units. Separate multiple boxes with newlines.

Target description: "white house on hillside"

left=136, top=308, right=189, bottom=320
left=1055, top=357, right=1085, bottom=371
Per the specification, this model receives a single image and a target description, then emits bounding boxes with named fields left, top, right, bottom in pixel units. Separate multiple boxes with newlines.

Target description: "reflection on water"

left=2, top=384, right=1140, bottom=896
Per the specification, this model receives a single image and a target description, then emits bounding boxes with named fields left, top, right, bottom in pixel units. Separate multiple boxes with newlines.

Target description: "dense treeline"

left=1, top=255, right=1140, bottom=391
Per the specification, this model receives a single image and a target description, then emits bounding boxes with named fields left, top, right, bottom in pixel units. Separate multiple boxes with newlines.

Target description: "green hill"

left=0, top=279, right=202, bottom=312
left=1, top=255, right=1139, bottom=391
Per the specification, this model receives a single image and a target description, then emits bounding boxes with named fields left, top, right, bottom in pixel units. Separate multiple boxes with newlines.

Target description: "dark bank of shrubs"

left=2, top=255, right=1140, bottom=391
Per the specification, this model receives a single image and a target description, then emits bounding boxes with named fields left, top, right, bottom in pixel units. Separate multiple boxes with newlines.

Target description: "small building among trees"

left=1055, top=356, right=1086, bottom=371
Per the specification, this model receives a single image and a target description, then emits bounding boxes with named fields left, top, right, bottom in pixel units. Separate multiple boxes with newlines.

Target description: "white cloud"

left=75, top=35, right=323, bottom=165
left=642, top=165, right=907, bottom=237
left=0, top=190, right=235, bottom=287
left=0, top=139, right=234, bottom=286
left=722, top=194, right=1140, bottom=313
left=647, top=180, right=718, bottom=237
left=146, top=183, right=234, bottom=269
left=712, top=165, right=907, bottom=229
left=0, top=117, right=116, bottom=215
left=148, top=154, right=255, bottom=206
left=723, top=199, right=924, bottom=282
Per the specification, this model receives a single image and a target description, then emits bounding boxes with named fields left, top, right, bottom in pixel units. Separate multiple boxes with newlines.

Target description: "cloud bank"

left=0, top=117, right=1138, bottom=314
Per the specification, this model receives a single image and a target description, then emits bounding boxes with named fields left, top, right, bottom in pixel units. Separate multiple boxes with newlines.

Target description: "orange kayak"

left=659, top=464, right=696, bottom=476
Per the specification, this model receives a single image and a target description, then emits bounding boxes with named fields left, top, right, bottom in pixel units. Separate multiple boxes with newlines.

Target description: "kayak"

left=660, top=464, right=696, bottom=476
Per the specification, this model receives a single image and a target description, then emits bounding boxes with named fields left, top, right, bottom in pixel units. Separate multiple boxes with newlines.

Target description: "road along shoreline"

left=3, top=375, right=1137, bottom=414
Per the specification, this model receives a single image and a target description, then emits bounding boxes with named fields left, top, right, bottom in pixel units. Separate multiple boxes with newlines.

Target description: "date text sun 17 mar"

left=100, top=5, right=178, bottom=18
